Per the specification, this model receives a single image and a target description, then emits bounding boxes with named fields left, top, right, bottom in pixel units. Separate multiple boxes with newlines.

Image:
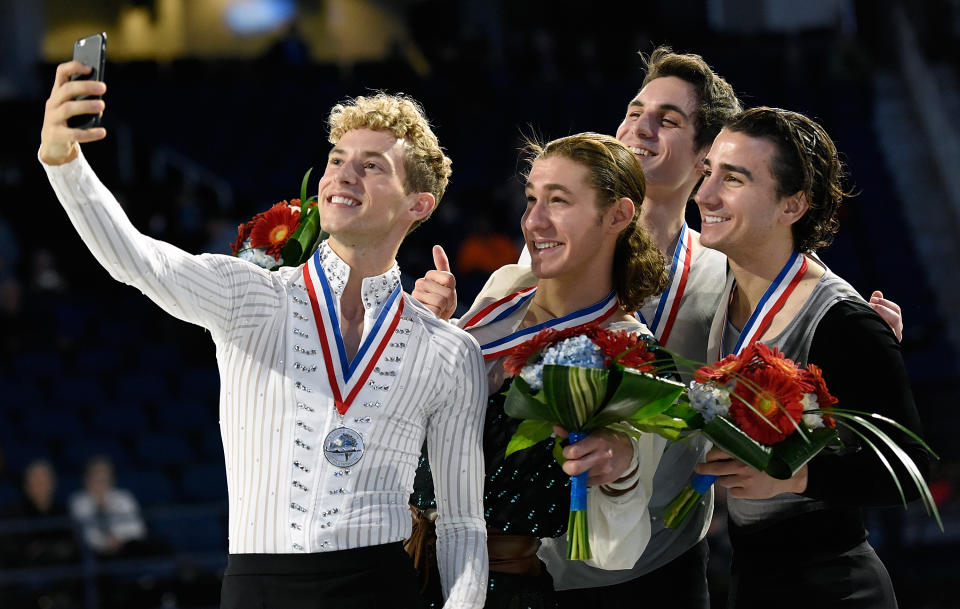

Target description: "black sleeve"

left=802, top=299, right=931, bottom=507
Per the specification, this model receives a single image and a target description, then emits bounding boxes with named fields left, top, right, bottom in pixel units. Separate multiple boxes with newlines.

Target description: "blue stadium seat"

left=61, top=437, right=129, bottom=472
left=21, top=409, right=86, bottom=440
left=115, top=372, right=173, bottom=406
left=92, top=405, right=150, bottom=435
left=180, top=463, right=228, bottom=503
left=135, top=432, right=193, bottom=468
left=121, top=469, right=177, bottom=507
left=149, top=510, right=226, bottom=552
left=54, top=375, right=108, bottom=407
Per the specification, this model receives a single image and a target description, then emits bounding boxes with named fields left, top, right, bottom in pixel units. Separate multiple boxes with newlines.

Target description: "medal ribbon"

left=720, top=251, right=808, bottom=358
left=478, top=290, right=620, bottom=359
left=303, top=250, right=405, bottom=415
left=461, top=284, right=537, bottom=329
left=637, top=222, right=692, bottom=345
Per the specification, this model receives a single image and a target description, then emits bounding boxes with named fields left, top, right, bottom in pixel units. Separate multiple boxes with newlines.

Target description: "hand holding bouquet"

left=502, top=324, right=687, bottom=560
left=661, top=342, right=940, bottom=529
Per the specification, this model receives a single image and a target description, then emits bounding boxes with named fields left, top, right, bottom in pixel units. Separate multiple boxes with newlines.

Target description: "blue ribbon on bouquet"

left=568, top=431, right=588, bottom=511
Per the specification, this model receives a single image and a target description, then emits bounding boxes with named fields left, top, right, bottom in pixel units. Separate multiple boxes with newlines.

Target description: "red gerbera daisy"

left=752, top=343, right=808, bottom=386
left=728, top=364, right=806, bottom=444
left=249, top=201, right=301, bottom=260
left=695, top=351, right=746, bottom=384
left=231, top=218, right=256, bottom=255
left=802, top=363, right=837, bottom=428
left=589, top=328, right=656, bottom=372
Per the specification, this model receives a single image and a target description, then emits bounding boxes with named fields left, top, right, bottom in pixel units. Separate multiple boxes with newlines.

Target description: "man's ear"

left=609, top=197, right=636, bottom=233
left=780, top=191, right=809, bottom=226
left=694, top=150, right=708, bottom=175
left=409, top=192, right=436, bottom=222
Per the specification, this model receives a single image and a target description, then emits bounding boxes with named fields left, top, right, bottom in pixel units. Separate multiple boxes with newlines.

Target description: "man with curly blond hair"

left=39, top=61, right=488, bottom=608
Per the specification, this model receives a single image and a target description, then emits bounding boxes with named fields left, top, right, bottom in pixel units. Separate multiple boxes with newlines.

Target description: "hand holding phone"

left=39, top=37, right=108, bottom=166
left=67, top=32, right=106, bottom=129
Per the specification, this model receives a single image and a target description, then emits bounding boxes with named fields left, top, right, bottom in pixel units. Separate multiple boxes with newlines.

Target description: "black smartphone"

left=67, top=32, right=107, bottom=129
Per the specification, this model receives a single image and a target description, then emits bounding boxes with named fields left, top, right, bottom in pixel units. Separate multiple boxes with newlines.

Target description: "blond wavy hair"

left=328, top=93, right=452, bottom=232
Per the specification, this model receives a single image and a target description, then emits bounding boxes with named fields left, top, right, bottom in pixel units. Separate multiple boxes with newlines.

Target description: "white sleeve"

left=41, top=149, right=275, bottom=339
left=583, top=432, right=666, bottom=569
left=110, top=490, right=148, bottom=543
left=428, top=331, right=488, bottom=608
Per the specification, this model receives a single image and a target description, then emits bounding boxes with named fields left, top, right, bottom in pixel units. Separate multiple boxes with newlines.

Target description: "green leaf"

left=631, top=414, right=693, bottom=441
left=701, top=415, right=772, bottom=472
left=765, top=427, right=837, bottom=479
left=542, top=365, right=609, bottom=430
left=607, top=421, right=644, bottom=442
left=503, top=376, right=555, bottom=422
left=663, top=401, right=705, bottom=424
left=299, top=168, right=314, bottom=214
left=833, top=411, right=943, bottom=531
left=829, top=408, right=939, bottom=458
left=589, top=370, right=686, bottom=430
left=553, top=436, right=567, bottom=466
left=505, top=420, right=554, bottom=457
left=282, top=206, right=321, bottom=266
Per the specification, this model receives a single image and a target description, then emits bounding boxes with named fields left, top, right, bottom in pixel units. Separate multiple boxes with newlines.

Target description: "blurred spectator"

left=455, top=216, right=520, bottom=275
left=2, top=459, right=79, bottom=568
left=69, top=456, right=151, bottom=559
left=32, top=249, right=67, bottom=294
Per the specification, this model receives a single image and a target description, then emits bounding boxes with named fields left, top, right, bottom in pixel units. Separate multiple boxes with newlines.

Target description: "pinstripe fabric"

left=43, top=151, right=488, bottom=607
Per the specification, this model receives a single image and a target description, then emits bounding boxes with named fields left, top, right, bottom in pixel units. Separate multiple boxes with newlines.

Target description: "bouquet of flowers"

left=230, top=169, right=327, bottom=270
left=502, top=324, right=688, bottom=560
left=660, top=342, right=940, bottom=529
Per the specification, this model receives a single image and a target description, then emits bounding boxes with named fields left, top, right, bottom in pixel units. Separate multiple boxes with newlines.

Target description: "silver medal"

left=323, top=427, right=364, bottom=467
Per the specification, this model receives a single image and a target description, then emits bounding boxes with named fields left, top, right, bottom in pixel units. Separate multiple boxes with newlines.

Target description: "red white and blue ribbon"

left=475, top=289, right=620, bottom=360
left=637, top=222, right=692, bottom=346
left=694, top=251, right=808, bottom=496
left=720, top=251, right=808, bottom=358
left=303, top=250, right=404, bottom=415
left=461, top=284, right=537, bottom=330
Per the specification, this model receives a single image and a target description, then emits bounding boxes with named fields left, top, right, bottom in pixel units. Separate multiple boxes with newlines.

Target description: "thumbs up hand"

left=412, top=245, right=458, bottom=321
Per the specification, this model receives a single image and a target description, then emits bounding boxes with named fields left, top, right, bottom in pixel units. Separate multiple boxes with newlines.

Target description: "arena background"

left=0, top=1, right=958, bottom=607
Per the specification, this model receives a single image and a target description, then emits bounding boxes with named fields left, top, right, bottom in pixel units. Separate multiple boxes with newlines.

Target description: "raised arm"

left=39, top=61, right=275, bottom=336
left=427, top=331, right=487, bottom=608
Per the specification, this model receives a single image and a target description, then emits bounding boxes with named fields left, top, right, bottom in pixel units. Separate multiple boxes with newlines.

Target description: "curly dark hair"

left=641, top=46, right=742, bottom=152
left=724, top=107, right=853, bottom=252
left=522, top=132, right=669, bottom=311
